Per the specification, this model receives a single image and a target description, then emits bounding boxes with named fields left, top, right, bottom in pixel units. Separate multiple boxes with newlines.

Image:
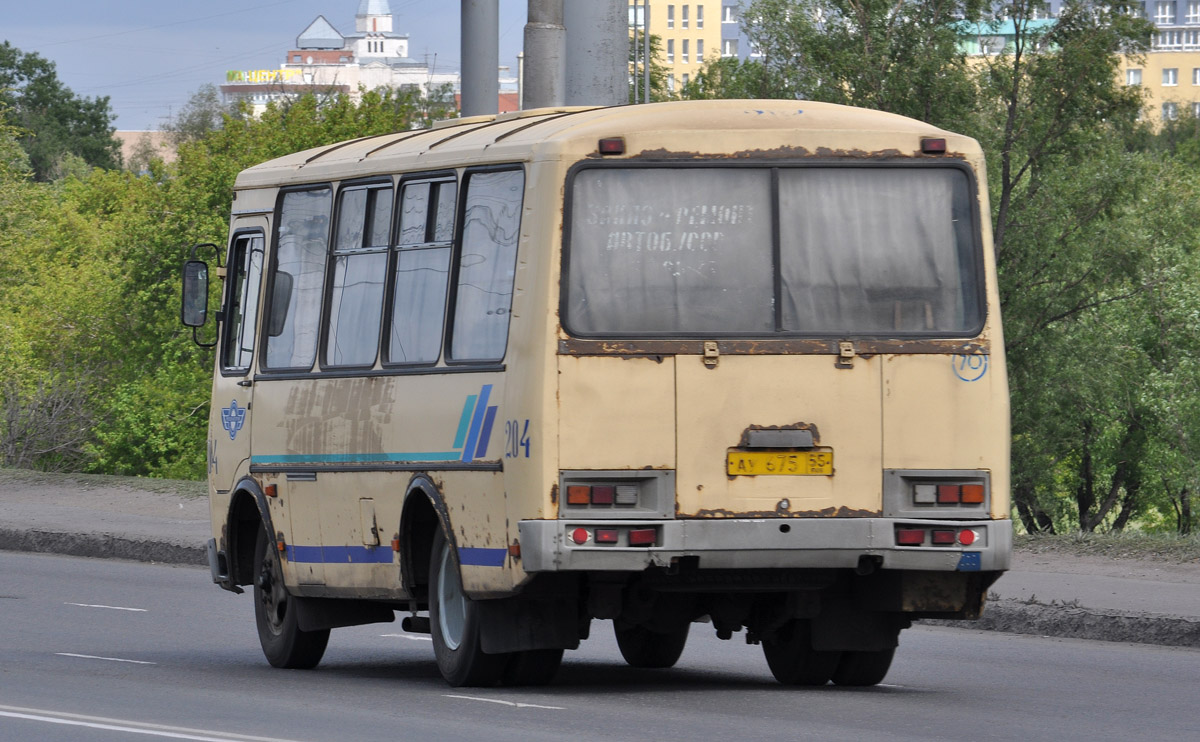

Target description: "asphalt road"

left=2, top=552, right=1198, bottom=742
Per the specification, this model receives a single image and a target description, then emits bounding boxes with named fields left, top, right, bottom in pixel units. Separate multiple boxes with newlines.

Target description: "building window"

left=697, top=5, right=704, bottom=28
left=667, top=39, right=675, bottom=63
left=1164, top=67, right=1179, bottom=85
left=682, top=39, right=690, bottom=64
left=667, top=75, right=676, bottom=92
left=697, top=39, right=704, bottom=62
left=723, top=38, right=738, bottom=56
left=1194, top=101, right=1200, bottom=117
left=1156, top=1, right=1177, bottom=24
left=1163, top=101, right=1179, bottom=121
left=1127, top=68, right=1142, bottom=85
left=682, top=4, right=689, bottom=29
left=667, top=5, right=674, bottom=28
left=682, top=73, right=689, bottom=86
left=723, top=5, right=737, bottom=23
left=1189, top=1, right=1200, bottom=23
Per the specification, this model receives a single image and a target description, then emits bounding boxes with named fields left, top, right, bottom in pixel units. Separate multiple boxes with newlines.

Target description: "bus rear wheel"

left=762, top=619, right=841, bottom=686
left=614, top=622, right=690, bottom=669
left=831, top=647, right=896, bottom=686
left=253, top=526, right=329, bottom=669
left=429, top=528, right=508, bottom=687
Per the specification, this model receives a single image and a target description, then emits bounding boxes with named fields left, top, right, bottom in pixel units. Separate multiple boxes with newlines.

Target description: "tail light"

left=896, top=525, right=983, bottom=548
left=563, top=483, right=642, bottom=508
left=911, top=482, right=987, bottom=509
left=565, top=525, right=658, bottom=548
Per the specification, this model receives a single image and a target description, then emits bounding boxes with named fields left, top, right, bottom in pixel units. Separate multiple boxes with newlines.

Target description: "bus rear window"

left=564, top=166, right=983, bottom=337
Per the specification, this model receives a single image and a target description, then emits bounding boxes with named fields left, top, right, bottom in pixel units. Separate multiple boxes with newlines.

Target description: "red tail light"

left=628, top=528, right=656, bottom=546
left=937, top=485, right=961, bottom=504
left=931, top=529, right=956, bottom=545
left=896, top=528, right=925, bottom=546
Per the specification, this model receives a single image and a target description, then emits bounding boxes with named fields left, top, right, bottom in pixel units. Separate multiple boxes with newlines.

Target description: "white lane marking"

left=56, top=652, right=156, bottom=665
left=66, top=602, right=148, bottom=612
left=0, top=704, right=307, bottom=742
left=443, top=694, right=564, bottom=710
left=380, top=633, right=432, bottom=641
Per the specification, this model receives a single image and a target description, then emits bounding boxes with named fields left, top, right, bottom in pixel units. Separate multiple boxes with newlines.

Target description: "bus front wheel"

left=253, top=526, right=329, bottom=669
left=429, top=528, right=507, bottom=686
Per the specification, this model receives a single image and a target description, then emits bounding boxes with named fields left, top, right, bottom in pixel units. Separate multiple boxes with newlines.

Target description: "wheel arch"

left=399, top=474, right=456, bottom=604
left=226, top=477, right=272, bottom=588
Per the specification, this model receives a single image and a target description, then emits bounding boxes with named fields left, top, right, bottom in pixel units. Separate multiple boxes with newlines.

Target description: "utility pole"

left=461, top=0, right=499, bottom=116
left=523, top=0, right=566, bottom=109
left=564, top=0, right=627, bottom=106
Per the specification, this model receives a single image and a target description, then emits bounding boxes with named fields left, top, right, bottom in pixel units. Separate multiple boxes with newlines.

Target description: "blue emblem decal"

left=952, top=354, right=988, bottom=382
left=221, top=400, right=246, bottom=441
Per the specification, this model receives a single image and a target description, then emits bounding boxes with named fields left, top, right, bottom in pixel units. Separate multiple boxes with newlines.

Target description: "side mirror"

left=268, top=271, right=294, bottom=338
left=181, top=260, right=209, bottom=327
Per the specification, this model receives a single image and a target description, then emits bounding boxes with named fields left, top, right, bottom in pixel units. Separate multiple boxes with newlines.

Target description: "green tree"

left=0, top=42, right=121, bottom=180
left=678, top=56, right=786, bottom=100
left=742, top=0, right=986, bottom=127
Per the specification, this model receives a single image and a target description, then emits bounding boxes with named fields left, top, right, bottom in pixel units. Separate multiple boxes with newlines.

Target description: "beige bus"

left=182, top=99, right=1011, bottom=688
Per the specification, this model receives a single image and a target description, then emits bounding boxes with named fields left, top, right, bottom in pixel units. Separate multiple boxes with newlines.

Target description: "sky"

left=3, top=0, right=529, bottom=131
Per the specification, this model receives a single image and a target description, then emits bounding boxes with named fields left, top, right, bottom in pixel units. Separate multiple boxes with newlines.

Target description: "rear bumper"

left=518, top=517, right=1012, bottom=573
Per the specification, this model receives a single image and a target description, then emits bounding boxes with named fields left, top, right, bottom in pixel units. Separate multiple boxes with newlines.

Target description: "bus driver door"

left=211, top=224, right=266, bottom=507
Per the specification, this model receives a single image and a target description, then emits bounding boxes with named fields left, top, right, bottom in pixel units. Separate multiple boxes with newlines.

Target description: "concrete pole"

left=523, top=0, right=566, bottom=109
left=461, top=0, right=499, bottom=116
left=564, top=0, right=628, bottom=106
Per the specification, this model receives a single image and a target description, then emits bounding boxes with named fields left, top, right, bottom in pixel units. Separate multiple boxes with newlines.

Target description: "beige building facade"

left=629, top=2, right=722, bottom=91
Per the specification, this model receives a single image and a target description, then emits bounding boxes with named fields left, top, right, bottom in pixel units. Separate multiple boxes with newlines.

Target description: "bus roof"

left=233, top=99, right=969, bottom=190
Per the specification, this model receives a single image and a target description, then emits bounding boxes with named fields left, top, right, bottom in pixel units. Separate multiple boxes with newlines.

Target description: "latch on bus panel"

left=835, top=341, right=856, bottom=369
left=703, top=341, right=720, bottom=369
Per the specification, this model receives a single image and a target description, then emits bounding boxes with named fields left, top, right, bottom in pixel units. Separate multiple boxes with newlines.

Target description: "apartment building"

left=630, top=2, right=723, bottom=91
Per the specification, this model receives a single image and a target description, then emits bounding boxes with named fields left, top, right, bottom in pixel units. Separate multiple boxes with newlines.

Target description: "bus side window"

left=265, top=187, right=332, bottom=370
left=386, top=177, right=456, bottom=365
left=222, top=233, right=264, bottom=374
left=449, top=168, right=524, bottom=362
left=325, top=183, right=392, bottom=367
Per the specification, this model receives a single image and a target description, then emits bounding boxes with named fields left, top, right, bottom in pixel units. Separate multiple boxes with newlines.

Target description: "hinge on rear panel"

left=703, top=341, right=720, bottom=369
left=835, top=341, right=855, bottom=369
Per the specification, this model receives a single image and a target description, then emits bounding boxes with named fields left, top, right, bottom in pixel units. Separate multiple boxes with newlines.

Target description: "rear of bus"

left=518, top=101, right=1011, bottom=684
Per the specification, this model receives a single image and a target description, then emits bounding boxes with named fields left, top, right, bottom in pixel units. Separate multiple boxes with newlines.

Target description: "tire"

left=253, top=525, right=329, bottom=669
left=503, top=648, right=564, bottom=686
left=614, top=622, right=690, bottom=669
left=831, top=647, right=896, bottom=687
left=429, top=528, right=508, bottom=687
left=762, top=619, right=841, bottom=686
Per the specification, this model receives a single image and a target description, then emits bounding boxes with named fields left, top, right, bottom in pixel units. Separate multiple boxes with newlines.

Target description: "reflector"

left=628, top=528, right=656, bottom=546
left=958, top=529, right=977, bottom=546
left=570, top=527, right=589, bottom=545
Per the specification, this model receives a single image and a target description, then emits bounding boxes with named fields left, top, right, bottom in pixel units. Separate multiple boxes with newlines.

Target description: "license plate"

left=726, top=450, right=833, bottom=476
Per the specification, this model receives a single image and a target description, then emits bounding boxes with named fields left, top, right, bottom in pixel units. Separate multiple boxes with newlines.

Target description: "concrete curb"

left=922, top=599, right=1200, bottom=648
left=0, top=528, right=206, bottom=567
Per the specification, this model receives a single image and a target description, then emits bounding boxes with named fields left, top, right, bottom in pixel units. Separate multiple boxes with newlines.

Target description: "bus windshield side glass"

left=564, top=166, right=983, bottom=337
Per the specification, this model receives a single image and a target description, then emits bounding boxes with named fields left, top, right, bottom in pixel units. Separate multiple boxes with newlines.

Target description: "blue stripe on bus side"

left=285, top=545, right=395, bottom=564
left=251, top=452, right=461, bottom=464
left=474, top=405, right=499, bottom=459
left=458, top=547, right=507, bottom=567
left=460, top=384, right=493, bottom=463
left=453, top=395, right=477, bottom=449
